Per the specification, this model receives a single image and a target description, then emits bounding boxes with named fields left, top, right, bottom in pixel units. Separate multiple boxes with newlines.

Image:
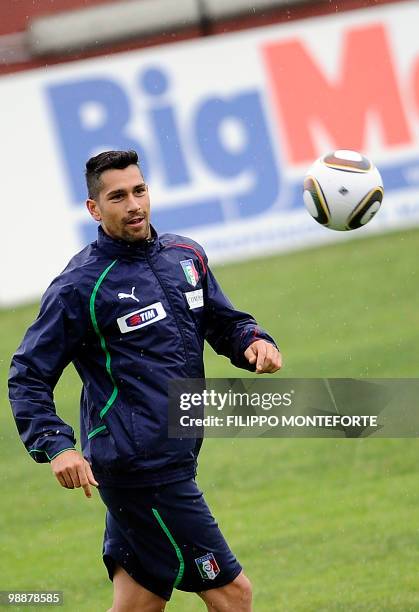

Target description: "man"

left=9, top=150, right=281, bottom=612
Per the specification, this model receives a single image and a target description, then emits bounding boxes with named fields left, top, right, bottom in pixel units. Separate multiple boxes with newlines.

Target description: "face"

left=86, top=164, right=151, bottom=242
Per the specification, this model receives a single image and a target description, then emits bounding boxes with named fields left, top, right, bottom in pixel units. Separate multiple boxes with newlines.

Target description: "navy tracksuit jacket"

left=8, top=226, right=277, bottom=487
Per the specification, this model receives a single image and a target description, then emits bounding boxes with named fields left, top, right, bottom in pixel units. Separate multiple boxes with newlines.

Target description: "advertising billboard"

left=2, top=1, right=419, bottom=305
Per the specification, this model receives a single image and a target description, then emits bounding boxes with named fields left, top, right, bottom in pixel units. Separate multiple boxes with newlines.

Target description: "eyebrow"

left=106, top=183, right=146, bottom=198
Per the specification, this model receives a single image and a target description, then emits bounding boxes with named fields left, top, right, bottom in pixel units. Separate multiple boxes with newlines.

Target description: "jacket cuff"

left=28, top=432, right=77, bottom=463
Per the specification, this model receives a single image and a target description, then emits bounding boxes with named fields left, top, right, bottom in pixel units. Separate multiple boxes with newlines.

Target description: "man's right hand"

left=50, top=449, right=99, bottom=498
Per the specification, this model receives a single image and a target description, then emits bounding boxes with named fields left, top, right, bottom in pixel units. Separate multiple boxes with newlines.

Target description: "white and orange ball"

left=303, top=150, right=384, bottom=231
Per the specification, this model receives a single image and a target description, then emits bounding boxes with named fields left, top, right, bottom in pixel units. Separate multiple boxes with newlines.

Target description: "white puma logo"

left=117, top=287, right=139, bottom=303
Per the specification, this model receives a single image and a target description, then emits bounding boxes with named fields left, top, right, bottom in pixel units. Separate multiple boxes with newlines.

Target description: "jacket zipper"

left=145, top=250, right=192, bottom=375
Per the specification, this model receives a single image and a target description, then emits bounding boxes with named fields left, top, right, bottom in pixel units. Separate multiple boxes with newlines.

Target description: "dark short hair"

left=85, top=150, right=140, bottom=199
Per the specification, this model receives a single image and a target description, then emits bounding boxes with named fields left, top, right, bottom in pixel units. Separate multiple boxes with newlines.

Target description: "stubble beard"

left=120, top=219, right=151, bottom=243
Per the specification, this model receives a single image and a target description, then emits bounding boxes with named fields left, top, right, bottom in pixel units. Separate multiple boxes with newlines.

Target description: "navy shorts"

left=99, top=478, right=242, bottom=601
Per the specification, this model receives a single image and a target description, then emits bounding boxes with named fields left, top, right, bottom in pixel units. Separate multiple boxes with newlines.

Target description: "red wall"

left=0, top=0, right=407, bottom=76
left=0, top=0, right=116, bottom=35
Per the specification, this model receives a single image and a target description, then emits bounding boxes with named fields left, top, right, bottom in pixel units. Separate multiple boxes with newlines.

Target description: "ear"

left=86, top=198, right=101, bottom=222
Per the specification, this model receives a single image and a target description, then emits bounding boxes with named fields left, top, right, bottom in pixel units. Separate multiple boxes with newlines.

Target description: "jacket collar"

left=96, top=225, right=161, bottom=259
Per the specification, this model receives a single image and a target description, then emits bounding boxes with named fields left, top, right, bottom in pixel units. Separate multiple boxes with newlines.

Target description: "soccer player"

left=9, top=150, right=281, bottom=612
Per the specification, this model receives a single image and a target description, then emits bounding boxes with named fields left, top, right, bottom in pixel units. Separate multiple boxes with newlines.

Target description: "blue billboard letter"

left=195, top=92, right=280, bottom=218
left=140, top=67, right=190, bottom=187
left=46, top=78, right=147, bottom=203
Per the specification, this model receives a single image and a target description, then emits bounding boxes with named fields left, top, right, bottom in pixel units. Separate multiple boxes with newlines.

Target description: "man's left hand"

left=244, top=340, right=282, bottom=374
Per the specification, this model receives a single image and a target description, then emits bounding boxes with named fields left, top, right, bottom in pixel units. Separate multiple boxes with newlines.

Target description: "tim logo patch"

left=180, top=259, right=199, bottom=287
left=195, top=553, right=220, bottom=580
left=117, top=302, right=166, bottom=333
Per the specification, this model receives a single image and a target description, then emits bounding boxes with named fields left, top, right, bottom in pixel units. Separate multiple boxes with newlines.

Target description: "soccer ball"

left=303, top=150, right=384, bottom=231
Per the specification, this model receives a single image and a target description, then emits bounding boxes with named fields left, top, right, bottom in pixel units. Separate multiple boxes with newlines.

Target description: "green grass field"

left=1, top=227, right=418, bottom=611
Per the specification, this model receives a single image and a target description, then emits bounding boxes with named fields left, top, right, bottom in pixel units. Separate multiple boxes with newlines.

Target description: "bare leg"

left=198, top=571, right=252, bottom=612
left=107, top=564, right=167, bottom=612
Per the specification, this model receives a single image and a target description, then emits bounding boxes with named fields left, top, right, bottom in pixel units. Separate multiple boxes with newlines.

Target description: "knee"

left=201, top=571, right=253, bottom=611
left=237, top=573, right=253, bottom=605
left=228, top=573, right=253, bottom=608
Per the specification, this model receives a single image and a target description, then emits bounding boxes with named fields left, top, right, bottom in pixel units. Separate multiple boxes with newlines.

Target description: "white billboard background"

left=1, top=1, right=419, bottom=305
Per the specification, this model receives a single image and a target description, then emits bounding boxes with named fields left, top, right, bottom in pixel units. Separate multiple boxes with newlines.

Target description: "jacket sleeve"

left=203, top=262, right=279, bottom=372
left=8, top=281, right=85, bottom=463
